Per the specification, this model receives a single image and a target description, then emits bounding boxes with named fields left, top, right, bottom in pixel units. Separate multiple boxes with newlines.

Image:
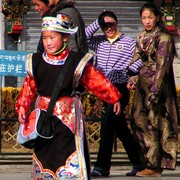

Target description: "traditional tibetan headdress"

left=42, top=13, right=78, bottom=34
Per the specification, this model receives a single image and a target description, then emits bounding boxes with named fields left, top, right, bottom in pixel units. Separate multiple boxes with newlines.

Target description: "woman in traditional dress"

left=127, top=2, right=179, bottom=177
left=15, top=13, right=121, bottom=180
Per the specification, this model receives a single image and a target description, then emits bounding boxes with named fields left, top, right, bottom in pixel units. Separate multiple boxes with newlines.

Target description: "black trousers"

left=94, top=83, right=144, bottom=172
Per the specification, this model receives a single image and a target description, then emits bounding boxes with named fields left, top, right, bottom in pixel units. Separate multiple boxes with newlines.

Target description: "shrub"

left=1, top=87, right=180, bottom=120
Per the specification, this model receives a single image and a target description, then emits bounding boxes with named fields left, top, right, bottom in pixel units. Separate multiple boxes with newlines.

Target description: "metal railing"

left=0, top=117, right=180, bottom=165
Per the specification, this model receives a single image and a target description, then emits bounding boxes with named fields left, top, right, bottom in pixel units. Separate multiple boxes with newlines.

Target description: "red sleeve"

left=80, top=63, right=122, bottom=104
left=15, top=75, right=37, bottom=114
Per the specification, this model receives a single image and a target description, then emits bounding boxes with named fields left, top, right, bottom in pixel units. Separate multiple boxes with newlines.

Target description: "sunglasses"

left=101, top=22, right=117, bottom=28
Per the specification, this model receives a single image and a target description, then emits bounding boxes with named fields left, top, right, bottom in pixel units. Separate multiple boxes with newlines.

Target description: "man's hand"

left=104, top=16, right=116, bottom=24
left=113, top=101, right=121, bottom=115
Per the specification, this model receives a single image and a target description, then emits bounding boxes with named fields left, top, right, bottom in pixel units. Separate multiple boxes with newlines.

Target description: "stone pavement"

left=0, top=165, right=180, bottom=180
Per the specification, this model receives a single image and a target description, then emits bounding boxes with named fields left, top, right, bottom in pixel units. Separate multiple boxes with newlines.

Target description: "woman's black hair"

left=98, top=10, right=118, bottom=27
left=140, top=2, right=178, bottom=57
left=140, top=2, right=169, bottom=34
left=40, top=0, right=49, bottom=6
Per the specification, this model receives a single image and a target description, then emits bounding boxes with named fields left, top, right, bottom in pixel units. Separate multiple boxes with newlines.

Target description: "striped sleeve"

left=128, top=41, right=142, bottom=73
left=85, top=20, right=101, bottom=51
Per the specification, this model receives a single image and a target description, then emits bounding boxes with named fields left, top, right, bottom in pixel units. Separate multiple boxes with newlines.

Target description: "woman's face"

left=42, top=31, right=68, bottom=55
left=33, top=0, right=50, bottom=16
left=141, top=8, right=159, bottom=31
left=101, top=16, right=118, bottom=38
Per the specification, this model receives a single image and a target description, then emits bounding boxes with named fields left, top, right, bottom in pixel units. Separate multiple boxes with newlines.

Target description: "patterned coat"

left=129, top=27, right=179, bottom=170
left=15, top=51, right=121, bottom=179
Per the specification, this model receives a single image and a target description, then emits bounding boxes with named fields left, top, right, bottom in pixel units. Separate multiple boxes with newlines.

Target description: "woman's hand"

left=18, top=106, right=26, bottom=124
left=127, top=75, right=138, bottom=91
left=127, top=82, right=136, bottom=91
left=113, top=101, right=121, bottom=115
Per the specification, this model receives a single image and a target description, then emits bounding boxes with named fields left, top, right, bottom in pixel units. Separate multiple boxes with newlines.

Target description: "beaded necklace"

left=139, top=27, right=159, bottom=52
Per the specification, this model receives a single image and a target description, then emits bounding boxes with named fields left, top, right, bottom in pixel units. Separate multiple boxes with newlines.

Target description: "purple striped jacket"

left=85, top=20, right=142, bottom=84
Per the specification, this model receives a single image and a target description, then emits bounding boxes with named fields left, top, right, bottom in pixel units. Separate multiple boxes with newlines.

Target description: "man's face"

left=101, top=16, right=118, bottom=38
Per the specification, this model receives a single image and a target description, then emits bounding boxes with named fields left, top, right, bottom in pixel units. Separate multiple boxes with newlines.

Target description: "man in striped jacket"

left=85, top=10, right=145, bottom=177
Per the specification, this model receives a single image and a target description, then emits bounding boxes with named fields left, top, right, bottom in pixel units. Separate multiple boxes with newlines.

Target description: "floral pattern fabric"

left=15, top=52, right=121, bottom=180
left=130, top=27, right=178, bottom=170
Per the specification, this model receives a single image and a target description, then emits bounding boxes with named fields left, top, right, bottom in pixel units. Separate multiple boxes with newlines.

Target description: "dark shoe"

left=126, top=169, right=139, bottom=176
left=91, top=168, right=109, bottom=177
